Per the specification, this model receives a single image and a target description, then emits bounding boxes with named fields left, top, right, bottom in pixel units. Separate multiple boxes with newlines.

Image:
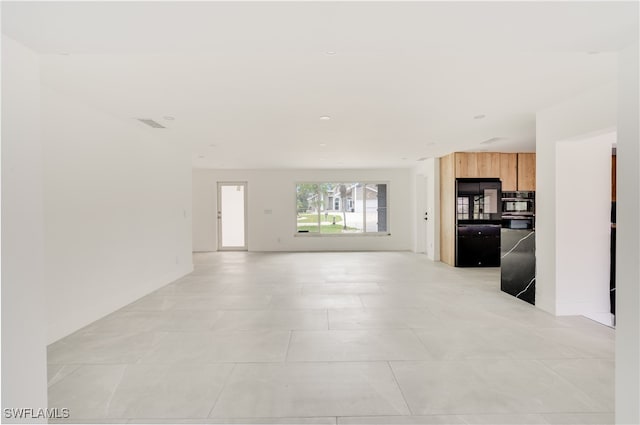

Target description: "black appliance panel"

left=456, top=178, right=502, bottom=222
left=502, top=216, right=534, bottom=230
left=456, top=224, right=501, bottom=267
left=455, top=178, right=502, bottom=267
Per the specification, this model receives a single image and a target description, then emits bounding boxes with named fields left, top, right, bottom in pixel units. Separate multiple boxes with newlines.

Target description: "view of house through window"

left=296, top=183, right=388, bottom=234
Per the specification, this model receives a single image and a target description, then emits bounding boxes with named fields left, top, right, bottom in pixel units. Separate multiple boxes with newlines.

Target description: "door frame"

left=217, top=181, right=248, bottom=251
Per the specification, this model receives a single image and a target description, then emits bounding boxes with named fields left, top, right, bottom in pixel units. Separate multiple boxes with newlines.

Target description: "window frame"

left=294, top=181, right=391, bottom=237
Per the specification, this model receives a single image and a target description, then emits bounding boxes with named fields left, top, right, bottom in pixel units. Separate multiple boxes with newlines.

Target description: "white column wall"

left=615, top=42, right=640, bottom=425
left=1, top=35, right=48, bottom=422
left=555, top=133, right=614, bottom=317
left=535, top=83, right=617, bottom=315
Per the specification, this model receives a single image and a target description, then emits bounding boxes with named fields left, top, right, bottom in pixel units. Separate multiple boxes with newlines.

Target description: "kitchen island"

left=500, top=228, right=536, bottom=305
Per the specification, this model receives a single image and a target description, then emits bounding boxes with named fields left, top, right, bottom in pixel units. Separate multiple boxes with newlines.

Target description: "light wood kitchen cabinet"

left=455, top=152, right=501, bottom=178
left=477, top=152, right=501, bottom=178
left=455, top=152, right=478, bottom=177
left=517, top=153, right=536, bottom=191
left=500, top=153, right=518, bottom=191
left=612, top=155, right=616, bottom=201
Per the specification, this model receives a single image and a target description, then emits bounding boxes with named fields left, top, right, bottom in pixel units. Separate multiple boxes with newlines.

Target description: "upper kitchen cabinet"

left=517, top=153, right=536, bottom=191
left=455, top=152, right=500, bottom=178
left=477, top=152, right=501, bottom=178
left=500, top=153, right=518, bottom=191
left=455, top=152, right=478, bottom=177
left=450, top=151, right=534, bottom=188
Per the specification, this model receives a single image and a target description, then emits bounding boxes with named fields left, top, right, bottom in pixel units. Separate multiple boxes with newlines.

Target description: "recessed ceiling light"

left=163, top=116, right=175, bottom=121
left=319, top=116, right=331, bottom=121
left=416, top=157, right=428, bottom=162
left=473, top=114, right=486, bottom=120
left=197, top=155, right=205, bottom=158
left=326, top=51, right=337, bottom=56
left=401, top=157, right=408, bottom=160
left=319, top=143, right=327, bottom=147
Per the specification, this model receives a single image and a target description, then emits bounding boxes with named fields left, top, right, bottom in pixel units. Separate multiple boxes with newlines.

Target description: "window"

left=296, top=182, right=389, bottom=235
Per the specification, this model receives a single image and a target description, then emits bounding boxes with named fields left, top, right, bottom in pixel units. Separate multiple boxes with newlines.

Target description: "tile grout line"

left=533, top=358, right=610, bottom=410
left=46, top=365, right=67, bottom=388
left=284, top=330, right=295, bottom=362
left=407, top=326, right=433, bottom=357
left=102, top=364, right=128, bottom=419
left=46, top=364, right=84, bottom=390
left=386, top=361, right=414, bottom=416
left=326, top=309, right=330, bottom=330
left=206, top=363, right=237, bottom=419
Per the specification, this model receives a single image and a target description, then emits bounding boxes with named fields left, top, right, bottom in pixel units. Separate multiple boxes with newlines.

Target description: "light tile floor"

left=48, top=252, right=615, bottom=424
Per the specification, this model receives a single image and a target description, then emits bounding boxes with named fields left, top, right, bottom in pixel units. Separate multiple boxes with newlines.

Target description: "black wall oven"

left=502, top=191, right=535, bottom=215
left=501, top=191, right=535, bottom=230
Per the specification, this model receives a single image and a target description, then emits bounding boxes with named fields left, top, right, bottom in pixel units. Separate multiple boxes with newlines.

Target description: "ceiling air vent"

left=137, top=118, right=166, bottom=129
left=480, top=137, right=503, bottom=145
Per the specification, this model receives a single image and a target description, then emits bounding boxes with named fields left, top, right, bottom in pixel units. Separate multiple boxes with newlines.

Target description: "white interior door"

left=415, top=174, right=427, bottom=254
left=423, top=175, right=430, bottom=257
left=217, top=182, right=247, bottom=250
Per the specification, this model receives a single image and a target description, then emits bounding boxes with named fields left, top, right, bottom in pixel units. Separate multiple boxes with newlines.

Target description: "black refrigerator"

left=455, top=178, right=502, bottom=267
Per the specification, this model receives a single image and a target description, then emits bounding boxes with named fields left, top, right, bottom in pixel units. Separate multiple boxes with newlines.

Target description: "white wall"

left=615, top=42, right=640, bottom=425
left=535, top=82, right=617, bottom=315
left=555, top=133, right=614, bottom=317
left=1, top=35, right=48, bottom=422
left=41, top=87, right=193, bottom=343
left=193, top=168, right=413, bottom=252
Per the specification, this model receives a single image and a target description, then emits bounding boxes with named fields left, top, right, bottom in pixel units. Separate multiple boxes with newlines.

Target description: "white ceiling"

left=3, top=1, right=638, bottom=169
